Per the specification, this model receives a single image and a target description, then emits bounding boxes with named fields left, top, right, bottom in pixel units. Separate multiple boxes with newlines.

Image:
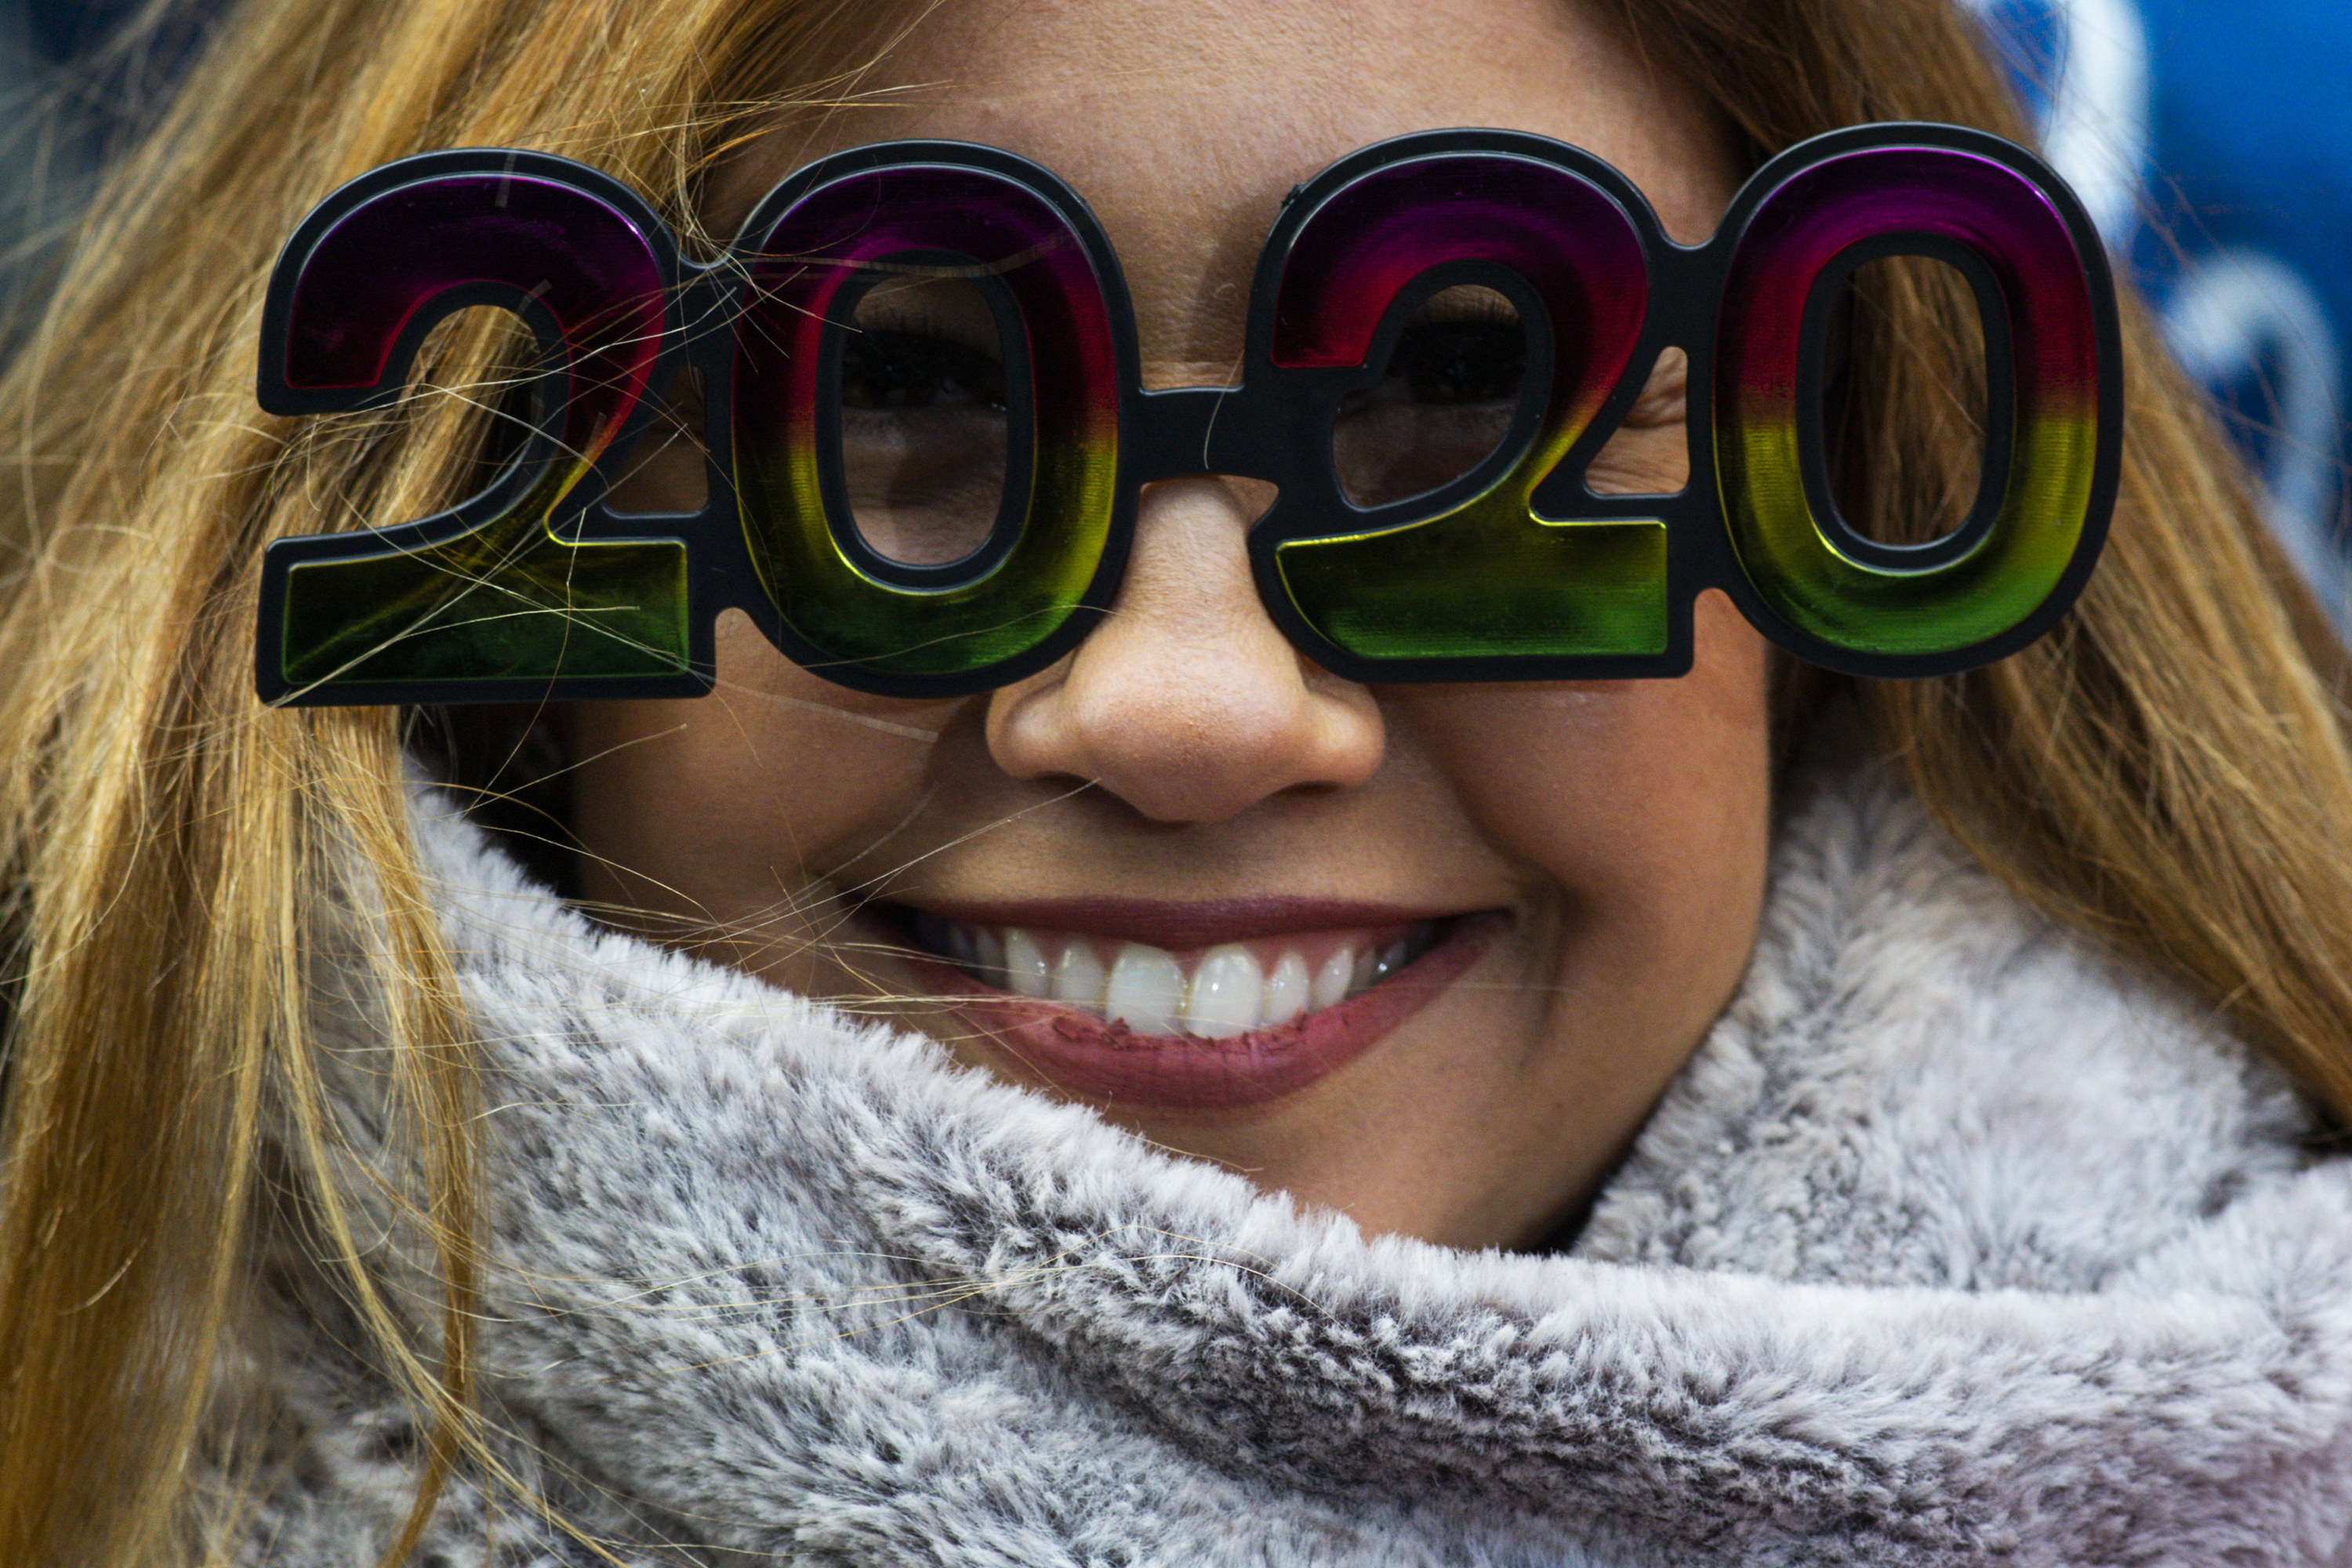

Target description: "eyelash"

left=1381, top=312, right=1527, bottom=406
left=840, top=314, right=1008, bottom=413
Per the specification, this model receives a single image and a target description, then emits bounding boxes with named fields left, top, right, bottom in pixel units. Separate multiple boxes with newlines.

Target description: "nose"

left=984, top=477, right=1385, bottom=822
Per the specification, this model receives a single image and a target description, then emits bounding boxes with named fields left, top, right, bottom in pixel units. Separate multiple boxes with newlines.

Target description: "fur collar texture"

left=245, top=729, right=2352, bottom=1567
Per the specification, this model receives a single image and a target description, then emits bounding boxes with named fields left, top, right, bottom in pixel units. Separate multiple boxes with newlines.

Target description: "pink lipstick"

left=881, top=900, right=1501, bottom=1110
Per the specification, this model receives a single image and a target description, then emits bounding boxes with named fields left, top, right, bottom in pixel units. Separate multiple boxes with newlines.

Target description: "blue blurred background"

left=2, top=0, right=2344, bottom=628
left=1973, top=0, right=2351, bottom=634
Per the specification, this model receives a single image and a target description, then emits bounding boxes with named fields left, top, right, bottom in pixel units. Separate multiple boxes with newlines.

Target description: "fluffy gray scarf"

left=241, top=728, right=2352, bottom=1566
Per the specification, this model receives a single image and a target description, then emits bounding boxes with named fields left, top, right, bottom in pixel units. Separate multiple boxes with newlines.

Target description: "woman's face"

left=572, top=0, right=1769, bottom=1250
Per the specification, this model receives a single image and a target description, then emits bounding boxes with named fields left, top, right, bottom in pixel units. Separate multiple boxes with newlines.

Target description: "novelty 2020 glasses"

left=252, top=122, right=2120, bottom=705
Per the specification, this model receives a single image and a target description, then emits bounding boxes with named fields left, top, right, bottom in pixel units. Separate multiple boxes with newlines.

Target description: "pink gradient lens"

left=281, top=172, right=664, bottom=477
left=270, top=172, right=687, bottom=694
left=732, top=162, right=1121, bottom=681
left=1715, top=143, right=2105, bottom=656
left=1266, top=152, right=1668, bottom=662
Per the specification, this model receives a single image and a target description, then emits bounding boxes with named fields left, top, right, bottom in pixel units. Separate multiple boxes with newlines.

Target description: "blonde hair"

left=1, top=0, right=2347, bottom=1563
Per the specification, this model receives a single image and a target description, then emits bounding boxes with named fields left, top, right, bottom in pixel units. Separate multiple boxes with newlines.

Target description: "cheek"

left=1393, top=591, right=1773, bottom=949
left=568, top=612, right=958, bottom=909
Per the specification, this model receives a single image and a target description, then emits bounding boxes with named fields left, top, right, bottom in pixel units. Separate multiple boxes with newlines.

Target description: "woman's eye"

left=840, top=328, right=1007, bottom=412
left=1331, top=285, right=1529, bottom=508
left=834, top=300, right=1013, bottom=568
left=1390, top=317, right=1526, bottom=405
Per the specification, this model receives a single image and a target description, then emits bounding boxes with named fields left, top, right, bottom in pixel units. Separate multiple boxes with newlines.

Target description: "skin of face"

left=569, top=0, right=1772, bottom=1250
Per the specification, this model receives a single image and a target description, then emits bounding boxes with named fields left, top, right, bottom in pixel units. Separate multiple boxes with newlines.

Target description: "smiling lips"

left=885, top=899, right=1499, bottom=1110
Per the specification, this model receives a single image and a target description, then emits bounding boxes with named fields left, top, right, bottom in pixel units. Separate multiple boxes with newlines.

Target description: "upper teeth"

left=914, top=917, right=1429, bottom=1037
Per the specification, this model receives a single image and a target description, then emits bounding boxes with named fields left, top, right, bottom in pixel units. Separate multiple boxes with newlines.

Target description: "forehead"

left=724, top=0, right=1734, bottom=365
